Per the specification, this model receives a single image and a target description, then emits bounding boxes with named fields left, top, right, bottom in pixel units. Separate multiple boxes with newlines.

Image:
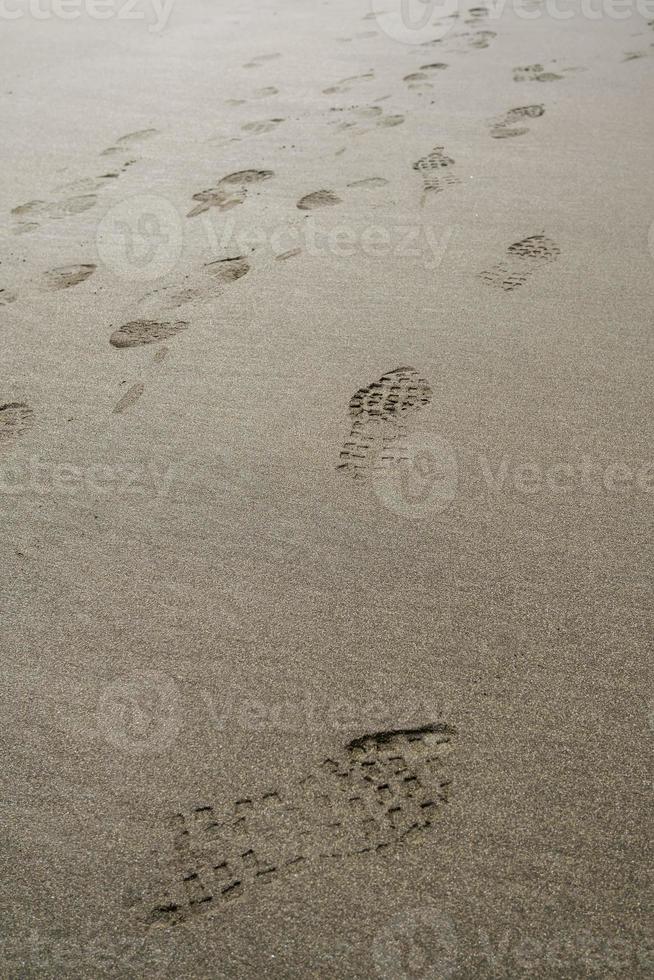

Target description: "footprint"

left=46, top=194, right=98, bottom=219
left=11, top=200, right=47, bottom=218
left=512, top=63, right=562, bottom=82
left=465, top=4, right=488, bottom=21
left=42, top=264, right=96, bottom=291
left=147, top=724, right=456, bottom=923
left=10, top=194, right=97, bottom=233
left=11, top=200, right=47, bottom=234
left=446, top=29, right=496, bottom=52
left=101, top=129, right=159, bottom=156
left=0, top=287, right=18, bottom=305
left=297, top=190, right=342, bottom=210
left=0, top=402, right=33, bottom=445
left=403, top=62, right=448, bottom=89
left=11, top=132, right=142, bottom=235
left=479, top=234, right=560, bottom=291
left=337, top=367, right=433, bottom=481
left=241, top=118, right=284, bottom=135
left=329, top=105, right=403, bottom=135
left=244, top=53, right=282, bottom=68
left=253, top=86, right=278, bottom=98
left=330, top=105, right=381, bottom=133
left=115, top=128, right=159, bottom=145
left=153, top=347, right=169, bottom=364
left=347, top=177, right=389, bottom=188
left=12, top=223, right=39, bottom=236
left=187, top=188, right=245, bottom=217
left=413, top=146, right=461, bottom=201
left=467, top=29, right=496, bottom=48
left=113, top=382, right=145, bottom=415
left=323, top=71, right=374, bottom=95
left=97, top=160, right=137, bottom=180
left=110, top=320, right=188, bottom=349
left=404, top=71, right=428, bottom=83
left=221, top=169, right=275, bottom=187
left=52, top=177, right=101, bottom=196
left=354, top=106, right=383, bottom=118
left=138, top=284, right=196, bottom=314
left=417, top=61, right=448, bottom=72
left=489, top=104, right=544, bottom=139
left=188, top=170, right=274, bottom=217
left=204, top=256, right=250, bottom=283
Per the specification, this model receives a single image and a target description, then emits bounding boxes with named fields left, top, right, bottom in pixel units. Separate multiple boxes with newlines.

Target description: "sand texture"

left=1, top=0, right=653, bottom=976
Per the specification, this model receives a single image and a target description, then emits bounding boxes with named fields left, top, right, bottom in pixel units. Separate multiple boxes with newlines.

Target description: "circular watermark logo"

left=373, top=906, right=458, bottom=979
left=370, top=0, right=459, bottom=45
left=372, top=433, right=458, bottom=518
left=96, top=194, right=183, bottom=281
left=96, top=670, right=180, bottom=754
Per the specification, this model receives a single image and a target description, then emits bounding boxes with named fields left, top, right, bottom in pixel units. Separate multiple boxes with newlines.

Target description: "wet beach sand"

left=1, top=0, right=653, bottom=976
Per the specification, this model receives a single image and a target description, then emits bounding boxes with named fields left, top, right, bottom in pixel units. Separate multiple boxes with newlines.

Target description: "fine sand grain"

left=1, top=0, right=653, bottom=976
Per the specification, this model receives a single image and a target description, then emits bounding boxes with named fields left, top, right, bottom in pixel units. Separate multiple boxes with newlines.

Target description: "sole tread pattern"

left=148, top=725, right=456, bottom=924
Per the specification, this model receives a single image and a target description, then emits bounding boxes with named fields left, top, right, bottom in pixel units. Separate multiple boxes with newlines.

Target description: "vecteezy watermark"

left=203, top=213, right=454, bottom=272
left=475, top=924, right=653, bottom=974
left=0, top=456, right=179, bottom=496
left=96, top=194, right=183, bottom=281
left=372, top=434, right=459, bottom=520
left=368, top=443, right=652, bottom=520
left=373, top=905, right=458, bottom=979
left=96, top=670, right=181, bottom=754
left=479, top=454, right=654, bottom=496
left=370, top=0, right=460, bottom=45
left=2, top=927, right=171, bottom=974
left=495, top=0, right=654, bottom=20
left=372, top=911, right=652, bottom=977
left=368, top=0, right=654, bottom=42
left=95, top=674, right=448, bottom=752
left=0, top=0, right=175, bottom=32
left=198, top=684, right=447, bottom=736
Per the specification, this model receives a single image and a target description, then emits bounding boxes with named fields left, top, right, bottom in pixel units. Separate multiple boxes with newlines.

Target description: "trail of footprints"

left=10, top=129, right=159, bottom=235
left=2, top=23, right=581, bottom=934
left=107, top=253, right=253, bottom=412
left=148, top=725, right=455, bottom=924
left=337, top=367, right=433, bottom=481
left=4, top=13, right=568, bottom=435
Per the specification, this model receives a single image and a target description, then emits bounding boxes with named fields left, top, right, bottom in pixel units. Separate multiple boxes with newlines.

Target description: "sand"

left=1, top=0, right=653, bottom=975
